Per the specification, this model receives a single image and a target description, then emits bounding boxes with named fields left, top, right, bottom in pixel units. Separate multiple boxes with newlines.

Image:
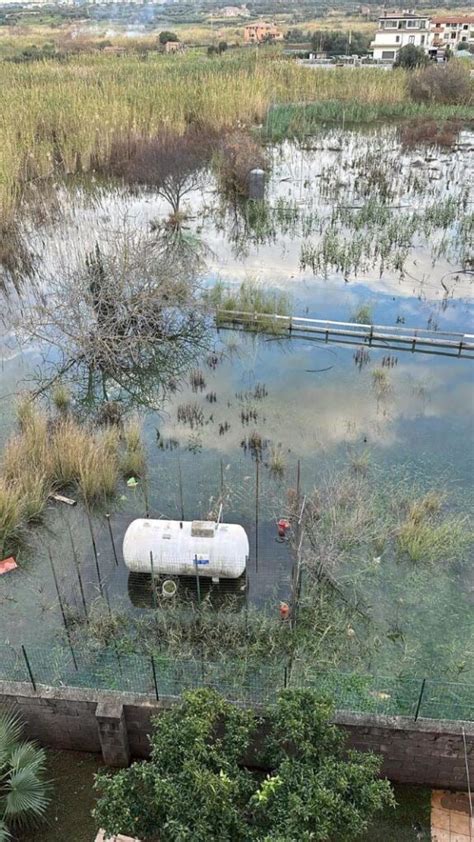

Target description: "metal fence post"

left=150, top=656, right=159, bottom=701
left=414, top=678, right=426, bottom=721
left=194, top=555, right=201, bottom=606
left=105, top=513, right=119, bottom=566
left=21, top=645, right=36, bottom=691
left=150, top=551, right=157, bottom=609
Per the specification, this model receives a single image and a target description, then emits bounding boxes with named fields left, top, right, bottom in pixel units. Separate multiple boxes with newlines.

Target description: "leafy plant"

left=394, top=45, right=428, bottom=70
left=94, top=688, right=394, bottom=841
left=0, top=709, right=51, bottom=840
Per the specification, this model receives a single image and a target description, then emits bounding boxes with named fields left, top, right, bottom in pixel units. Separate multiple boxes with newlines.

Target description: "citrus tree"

left=94, top=688, right=394, bottom=841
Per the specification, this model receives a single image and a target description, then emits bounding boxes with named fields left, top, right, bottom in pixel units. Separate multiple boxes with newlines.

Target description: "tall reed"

left=0, top=52, right=413, bottom=224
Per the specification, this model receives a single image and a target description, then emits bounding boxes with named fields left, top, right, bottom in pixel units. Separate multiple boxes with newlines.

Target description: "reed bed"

left=0, top=51, right=414, bottom=224
left=0, top=401, right=145, bottom=554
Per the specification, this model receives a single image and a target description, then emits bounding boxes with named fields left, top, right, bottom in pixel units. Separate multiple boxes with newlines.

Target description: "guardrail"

left=215, top=309, right=474, bottom=357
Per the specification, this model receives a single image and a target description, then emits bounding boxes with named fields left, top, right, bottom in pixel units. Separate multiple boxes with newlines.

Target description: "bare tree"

left=16, top=229, right=210, bottom=410
left=111, top=129, right=213, bottom=215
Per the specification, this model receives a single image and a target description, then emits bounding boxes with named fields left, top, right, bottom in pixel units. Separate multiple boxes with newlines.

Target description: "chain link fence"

left=0, top=644, right=472, bottom=722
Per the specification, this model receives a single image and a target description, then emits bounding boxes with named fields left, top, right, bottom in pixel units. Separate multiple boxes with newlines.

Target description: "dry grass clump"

left=371, top=369, right=391, bottom=401
left=397, top=516, right=470, bottom=564
left=268, top=445, right=286, bottom=478
left=350, top=449, right=371, bottom=476
left=78, top=447, right=119, bottom=505
left=120, top=418, right=146, bottom=479
left=408, top=61, right=473, bottom=106
left=0, top=403, right=146, bottom=552
left=396, top=491, right=470, bottom=563
left=399, top=118, right=462, bottom=149
left=52, top=383, right=71, bottom=414
left=0, top=482, right=23, bottom=555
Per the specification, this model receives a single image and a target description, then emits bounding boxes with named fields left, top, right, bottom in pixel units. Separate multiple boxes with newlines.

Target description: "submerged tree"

left=113, top=129, right=213, bottom=215
left=17, top=230, right=210, bottom=409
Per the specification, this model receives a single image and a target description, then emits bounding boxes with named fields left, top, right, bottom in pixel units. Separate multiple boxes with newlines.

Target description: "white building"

left=371, top=13, right=430, bottom=61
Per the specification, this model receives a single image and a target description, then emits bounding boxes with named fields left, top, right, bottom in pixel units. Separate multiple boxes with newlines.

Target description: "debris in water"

left=0, top=557, right=18, bottom=576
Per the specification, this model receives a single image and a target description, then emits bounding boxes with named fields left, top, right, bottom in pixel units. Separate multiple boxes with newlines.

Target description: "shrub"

left=409, top=61, right=473, bottom=105
left=159, top=31, right=179, bottom=45
left=394, top=44, right=428, bottom=69
left=94, top=688, right=394, bottom=841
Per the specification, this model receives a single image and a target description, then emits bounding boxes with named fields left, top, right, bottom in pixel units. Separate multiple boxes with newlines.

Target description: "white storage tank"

left=123, top=519, right=249, bottom=581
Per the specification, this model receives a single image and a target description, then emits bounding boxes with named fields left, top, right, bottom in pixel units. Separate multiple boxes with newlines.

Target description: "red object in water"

left=279, top=601, right=290, bottom=620
left=0, top=556, right=18, bottom=576
left=277, top=518, right=290, bottom=538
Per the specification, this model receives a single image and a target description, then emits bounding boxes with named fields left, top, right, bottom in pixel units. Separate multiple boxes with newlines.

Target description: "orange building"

left=244, top=22, right=283, bottom=44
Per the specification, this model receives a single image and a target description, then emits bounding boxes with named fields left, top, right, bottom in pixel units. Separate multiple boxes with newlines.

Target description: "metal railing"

left=0, top=644, right=472, bottom=722
left=215, top=309, right=474, bottom=357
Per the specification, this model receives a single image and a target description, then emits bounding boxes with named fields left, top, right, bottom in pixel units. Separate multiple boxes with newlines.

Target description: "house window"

left=409, top=35, right=415, bottom=43
left=461, top=36, right=467, bottom=41
left=381, top=50, right=395, bottom=58
left=463, top=24, right=468, bottom=29
left=421, top=35, right=425, bottom=44
left=451, top=32, right=456, bottom=39
left=396, top=35, right=400, bottom=42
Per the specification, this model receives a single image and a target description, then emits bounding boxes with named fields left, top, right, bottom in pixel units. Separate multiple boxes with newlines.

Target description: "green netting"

left=1, top=645, right=472, bottom=721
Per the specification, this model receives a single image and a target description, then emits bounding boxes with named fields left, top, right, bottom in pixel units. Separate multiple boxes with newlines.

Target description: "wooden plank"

left=49, top=493, right=77, bottom=506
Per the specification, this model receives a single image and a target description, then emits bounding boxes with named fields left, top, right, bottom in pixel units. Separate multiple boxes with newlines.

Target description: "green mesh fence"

left=0, top=645, right=472, bottom=721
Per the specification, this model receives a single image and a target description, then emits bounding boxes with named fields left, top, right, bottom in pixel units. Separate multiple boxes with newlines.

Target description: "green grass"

left=264, top=100, right=474, bottom=139
left=209, top=280, right=292, bottom=334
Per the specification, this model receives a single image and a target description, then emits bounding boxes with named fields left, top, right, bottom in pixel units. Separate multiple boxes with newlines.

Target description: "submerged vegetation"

left=64, top=465, right=473, bottom=685
left=1, top=50, right=472, bottom=229
left=0, top=400, right=145, bottom=555
left=209, top=280, right=292, bottom=332
left=15, top=232, right=208, bottom=408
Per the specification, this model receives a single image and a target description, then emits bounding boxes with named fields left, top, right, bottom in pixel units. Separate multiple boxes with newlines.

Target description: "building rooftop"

left=380, top=13, right=427, bottom=19
left=432, top=15, right=474, bottom=24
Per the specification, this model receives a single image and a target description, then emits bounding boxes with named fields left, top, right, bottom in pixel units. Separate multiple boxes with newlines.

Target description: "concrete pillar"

left=96, top=699, right=130, bottom=767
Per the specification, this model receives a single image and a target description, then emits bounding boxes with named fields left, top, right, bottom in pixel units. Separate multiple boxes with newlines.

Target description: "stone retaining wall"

left=0, top=680, right=472, bottom=790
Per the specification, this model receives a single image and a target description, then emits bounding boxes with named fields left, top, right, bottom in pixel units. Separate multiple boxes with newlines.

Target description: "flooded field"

left=0, top=125, right=473, bottom=690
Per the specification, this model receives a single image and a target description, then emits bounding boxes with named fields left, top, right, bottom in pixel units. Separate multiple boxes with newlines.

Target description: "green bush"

left=94, top=688, right=394, bottom=841
left=394, top=44, right=428, bottom=69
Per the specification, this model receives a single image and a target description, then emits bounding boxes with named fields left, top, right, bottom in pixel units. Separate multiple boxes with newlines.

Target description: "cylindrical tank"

left=123, top=519, right=249, bottom=580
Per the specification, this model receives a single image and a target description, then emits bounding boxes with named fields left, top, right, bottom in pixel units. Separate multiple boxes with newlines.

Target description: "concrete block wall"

left=0, top=680, right=472, bottom=789
left=336, top=712, right=474, bottom=791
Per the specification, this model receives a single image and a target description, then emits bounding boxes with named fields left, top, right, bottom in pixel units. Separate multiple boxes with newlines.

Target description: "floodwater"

left=0, top=125, right=473, bottom=683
